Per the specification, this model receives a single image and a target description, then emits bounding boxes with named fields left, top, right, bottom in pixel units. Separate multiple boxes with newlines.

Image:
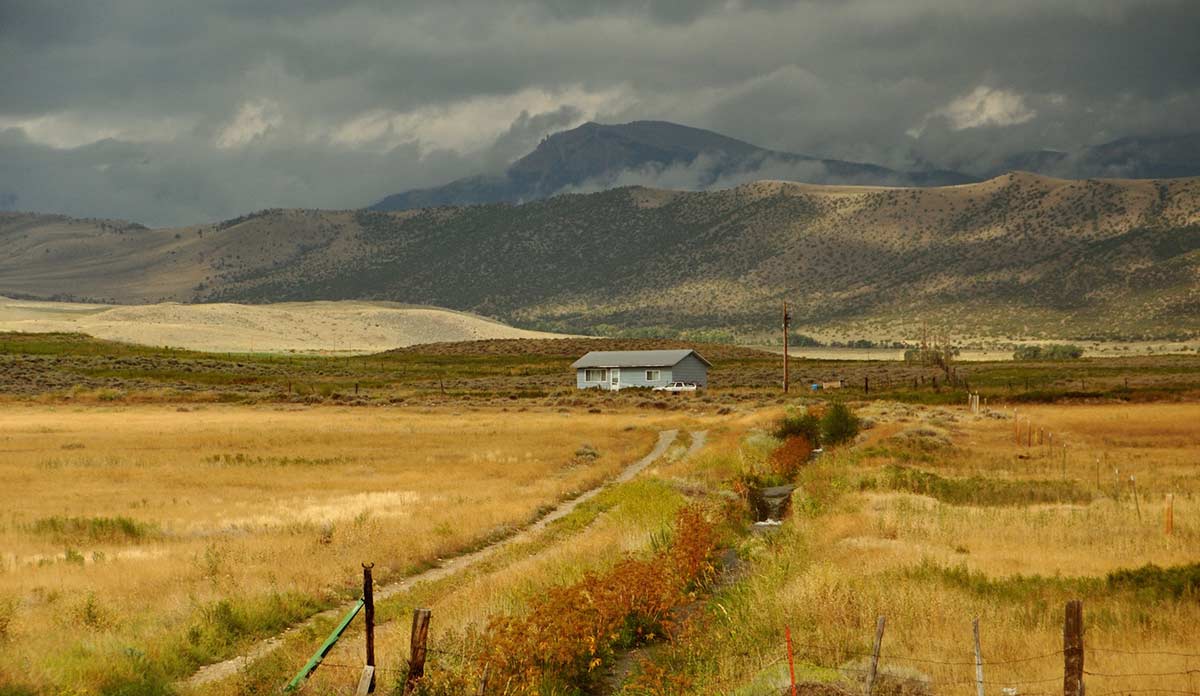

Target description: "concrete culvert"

left=749, top=484, right=795, bottom=526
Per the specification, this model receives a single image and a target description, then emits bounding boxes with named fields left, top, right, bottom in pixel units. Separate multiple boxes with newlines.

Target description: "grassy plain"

left=4, top=332, right=1200, bottom=406
left=207, top=400, right=1200, bottom=696
left=2, top=333, right=1200, bottom=695
left=638, top=401, right=1200, bottom=696
left=0, top=404, right=692, bottom=694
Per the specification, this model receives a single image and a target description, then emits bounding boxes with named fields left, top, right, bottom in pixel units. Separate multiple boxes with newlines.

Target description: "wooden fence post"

left=404, top=608, right=432, bottom=694
left=363, top=564, right=375, bottom=693
left=1063, top=600, right=1084, bottom=696
left=972, top=618, right=984, bottom=696
left=864, top=615, right=886, bottom=696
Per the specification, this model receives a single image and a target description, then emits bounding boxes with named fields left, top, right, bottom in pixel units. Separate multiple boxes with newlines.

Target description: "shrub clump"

left=771, top=404, right=861, bottom=449
left=1107, top=562, right=1200, bottom=600
left=1013, top=344, right=1084, bottom=360
left=31, top=516, right=158, bottom=543
left=767, top=435, right=814, bottom=480
left=773, top=411, right=821, bottom=443
left=483, top=506, right=716, bottom=693
left=574, top=444, right=600, bottom=461
left=821, top=403, right=861, bottom=445
left=890, top=426, right=953, bottom=452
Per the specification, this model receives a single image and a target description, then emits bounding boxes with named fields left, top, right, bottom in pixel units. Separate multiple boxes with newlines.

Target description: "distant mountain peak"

left=369, top=120, right=974, bottom=211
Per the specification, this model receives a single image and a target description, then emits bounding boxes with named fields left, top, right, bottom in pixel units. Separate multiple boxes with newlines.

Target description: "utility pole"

left=782, top=300, right=791, bottom=393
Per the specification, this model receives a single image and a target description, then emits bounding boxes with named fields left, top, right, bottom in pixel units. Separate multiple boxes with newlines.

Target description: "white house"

left=571, top=349, right=711, bottom=390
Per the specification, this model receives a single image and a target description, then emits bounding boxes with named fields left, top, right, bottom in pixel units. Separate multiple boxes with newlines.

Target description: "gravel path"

left=182, top=429, right=680, bottom=691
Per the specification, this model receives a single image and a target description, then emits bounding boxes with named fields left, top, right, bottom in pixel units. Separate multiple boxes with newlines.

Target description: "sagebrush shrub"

left=821, top=403, right=861, bottom=445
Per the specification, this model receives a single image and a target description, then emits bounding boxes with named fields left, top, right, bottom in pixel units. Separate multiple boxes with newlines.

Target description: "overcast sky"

left=2, top=0, right=1198, bottom=226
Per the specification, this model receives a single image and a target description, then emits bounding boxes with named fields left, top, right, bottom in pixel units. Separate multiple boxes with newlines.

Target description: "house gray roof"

left=570, top=349, right=712, bottom=369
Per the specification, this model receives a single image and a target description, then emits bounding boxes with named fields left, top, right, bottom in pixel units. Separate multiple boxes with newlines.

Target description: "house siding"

left=576, top=368, right=609, bottom=389
left=671, top=354, right=708, bottom=386
left=615, top=367, right=673, bottom=389
left=576, top=367, right=674, bottom=390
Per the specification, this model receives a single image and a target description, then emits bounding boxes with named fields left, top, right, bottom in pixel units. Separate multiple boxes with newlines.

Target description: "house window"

left=645, top=370, right=661, bottom=381
left=584, top=368, right=607, bottom=382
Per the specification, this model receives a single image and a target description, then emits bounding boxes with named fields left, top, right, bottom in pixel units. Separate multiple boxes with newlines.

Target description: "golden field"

left=0, top=404, right=694, bottom=693
left=649, top=401, right=1200, bottom=696
left=2, top=395, right=1198, bottom=696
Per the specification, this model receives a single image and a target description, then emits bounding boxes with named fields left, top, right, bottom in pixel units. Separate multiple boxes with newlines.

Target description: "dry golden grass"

left=199, top=423, right=716, bottom=695
left=6, top=398, right=1197, bottom=695
left=0, top=404, right=688, bottom=694
left=838, top=402, right=1200, bottom=576
left=635, top=401, right=1200, bottom=696
left=191, top=401, right=1200, bottom=696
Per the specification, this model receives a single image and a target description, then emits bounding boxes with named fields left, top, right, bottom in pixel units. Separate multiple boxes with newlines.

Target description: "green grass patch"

left=1107, top=562, right=1200, bottom=600
left=906, top=560, right=1098, bottom=604
left=546, top=477, right=689, bottom=540
left=910, top=560, right=1200, bottom=609
left=862, top=465, right=1094, bottom=506
left=30, top=516, right=159, bottom=543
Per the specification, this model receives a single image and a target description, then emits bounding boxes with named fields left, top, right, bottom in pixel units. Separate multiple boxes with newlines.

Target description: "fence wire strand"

left=298, top=616, right=1200, bottom=694
left=1089, top=646, right=1200, bottom=659
left=792, top=639, right=1063, bottom=667
left=1090, top=690, right=1200, bottom=696
left=1086, top=668, right=1200, bottom=678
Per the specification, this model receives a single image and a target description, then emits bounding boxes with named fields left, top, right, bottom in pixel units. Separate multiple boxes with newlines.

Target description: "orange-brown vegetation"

left=482, top=506, right=716, bottom=693
left=768, top=435, right=814, bottom=479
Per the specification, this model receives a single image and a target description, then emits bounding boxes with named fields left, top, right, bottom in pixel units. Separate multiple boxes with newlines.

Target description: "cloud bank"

left=1, top=0, right=1198, bottom=225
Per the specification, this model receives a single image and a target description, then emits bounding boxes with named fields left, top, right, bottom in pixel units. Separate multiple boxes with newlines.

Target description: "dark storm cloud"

left=1, top=0, right=1198, bottom=225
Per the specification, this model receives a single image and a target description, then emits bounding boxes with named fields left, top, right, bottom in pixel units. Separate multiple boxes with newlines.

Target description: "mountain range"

left=992, top=133, right=1200, bottom=181
left=369, top=120, right=1200, bottom=212
left=4, top=172, right=1199, bottom=340
left=370, top=120, right=972, bottom=211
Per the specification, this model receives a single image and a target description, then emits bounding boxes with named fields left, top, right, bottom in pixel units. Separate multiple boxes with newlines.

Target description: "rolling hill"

left=0, top=296, right=567, bottom=353
left=370, top=120, right=973, bottom=211
left=3, top=173, right=1199, bottom=341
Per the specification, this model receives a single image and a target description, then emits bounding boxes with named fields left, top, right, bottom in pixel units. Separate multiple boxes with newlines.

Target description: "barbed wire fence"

left=285, top=587, right=1199, bottom=696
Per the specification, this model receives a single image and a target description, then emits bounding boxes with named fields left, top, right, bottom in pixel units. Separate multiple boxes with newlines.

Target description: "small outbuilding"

left=571, top=349, right=711, bottom=390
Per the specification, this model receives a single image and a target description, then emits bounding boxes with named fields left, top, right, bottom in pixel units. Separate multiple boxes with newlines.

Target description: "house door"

left=609, top=368, right=620, bottom=390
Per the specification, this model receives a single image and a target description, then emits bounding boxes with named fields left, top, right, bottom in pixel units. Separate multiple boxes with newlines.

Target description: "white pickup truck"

left=653, top=381, right=698, bottom=393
